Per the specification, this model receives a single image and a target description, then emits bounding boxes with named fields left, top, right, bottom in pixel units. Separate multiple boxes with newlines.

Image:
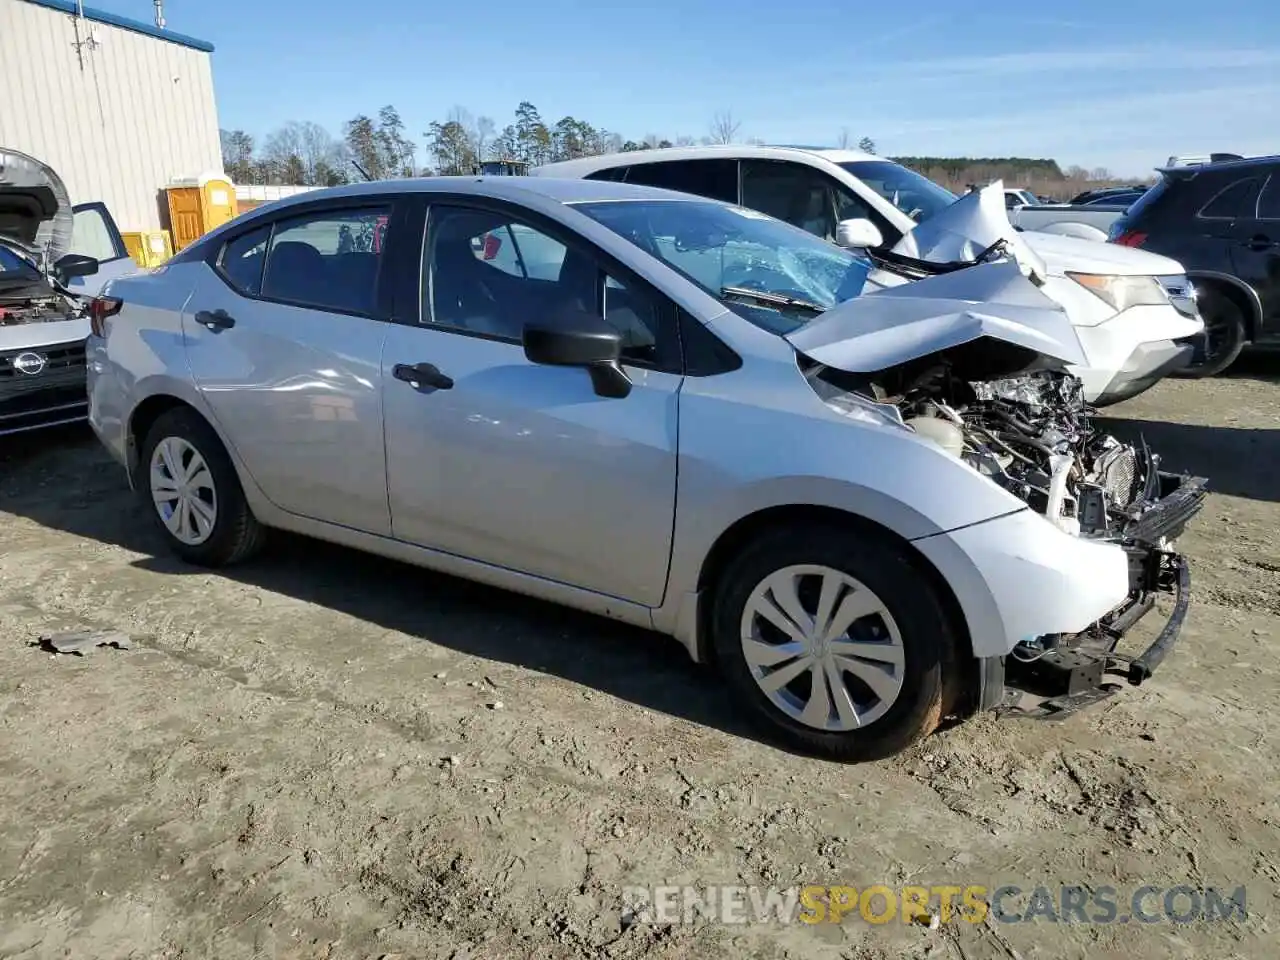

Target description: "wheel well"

left=694, top=505, right=976, bottom=678
left=127, top=395, right=200, bottom=473
left=1194, top=276, right=1261, bottom=341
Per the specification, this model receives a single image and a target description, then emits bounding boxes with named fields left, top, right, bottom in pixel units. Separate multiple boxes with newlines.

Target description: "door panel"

left=382, top=326, right=680, bottom=605
left=1230, top=172, right=1280, bottom=331
left=182, top=270, right=391, bottom=536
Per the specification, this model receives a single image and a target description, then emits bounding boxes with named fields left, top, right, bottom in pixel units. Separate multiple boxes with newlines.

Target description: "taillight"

left=481, top=233, right=503, bottom=260
left=1113, top=230, right=1147, bottom=248
left=89, top=296, right=122, bottom=337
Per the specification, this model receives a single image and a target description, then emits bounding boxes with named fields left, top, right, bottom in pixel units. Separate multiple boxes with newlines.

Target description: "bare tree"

left=470, top=115, right=496, bottom=163
left=708, top=110, right=741, bottom=144
left=837, top=127, right=852, bottom=149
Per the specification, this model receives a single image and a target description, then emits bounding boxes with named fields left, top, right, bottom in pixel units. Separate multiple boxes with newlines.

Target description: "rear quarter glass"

left=1122, top=178, right=1171, bottom=226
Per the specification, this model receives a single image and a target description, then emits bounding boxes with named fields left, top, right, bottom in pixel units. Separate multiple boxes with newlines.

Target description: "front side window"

left=838, top=160, right=958, bottom=224
left=1255, top=174, right=1280, bottom=221
left=260, top=207, right=390, bottom=314
left=574, top=199, right=871, bottom=335
left=70, top=204, right=126, bottom=262
left=422, top=205, right=663, bottom=364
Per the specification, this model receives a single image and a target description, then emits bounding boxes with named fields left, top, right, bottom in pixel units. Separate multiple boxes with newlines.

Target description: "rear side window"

left=260, top=207, right=391, bottom=315
left=218, top=225, right=271, bottom=295
left=624, top=160, right=739, bottom=203
left=1122, top=178, right=1169, bottom=222
left=1257, top=175, right=1280, bottom=221
left=584, top=167, right=629, bottom=182
left=1198, top=177, right=1262, bottom=220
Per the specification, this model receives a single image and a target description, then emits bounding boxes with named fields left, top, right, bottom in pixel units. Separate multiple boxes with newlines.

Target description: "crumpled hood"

left=784, top=260, right=1087, bottom=373
left=891, top=180, right=1049, bottom=282
left=0, top=148, right=72, bottom=265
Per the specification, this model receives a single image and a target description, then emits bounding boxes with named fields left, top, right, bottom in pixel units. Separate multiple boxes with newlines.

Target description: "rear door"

left=182, top=200, right=398, bottom=535
left=1233, top=166, right=1280, bottom=335
left=381, top=198, right=682, bottom=605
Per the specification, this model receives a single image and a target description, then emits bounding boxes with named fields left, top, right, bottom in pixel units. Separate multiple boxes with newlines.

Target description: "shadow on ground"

left=2, top=427, right=762, bottom=749
left=1096, top=417, right=1280, bottom=503
left=1223, top=348, right=1280, bottom=384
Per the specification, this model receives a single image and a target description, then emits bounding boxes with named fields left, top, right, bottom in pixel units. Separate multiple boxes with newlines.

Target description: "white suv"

left=536, top=146, right=1205, bottom=406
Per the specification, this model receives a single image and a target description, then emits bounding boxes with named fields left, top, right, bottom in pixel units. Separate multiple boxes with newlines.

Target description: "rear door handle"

left=194, top=309, right=236, bottom=331
left=392, top=361, right=454, bottom=391
left=1244, top=234, right=1275, bottom=251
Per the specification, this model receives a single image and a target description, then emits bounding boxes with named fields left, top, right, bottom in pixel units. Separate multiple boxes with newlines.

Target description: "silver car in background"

left=86, top=177, right=1203, bottom=761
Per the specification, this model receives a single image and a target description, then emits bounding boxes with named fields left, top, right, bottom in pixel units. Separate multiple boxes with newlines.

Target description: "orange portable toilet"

left=165, top=172, right=238, bottom=250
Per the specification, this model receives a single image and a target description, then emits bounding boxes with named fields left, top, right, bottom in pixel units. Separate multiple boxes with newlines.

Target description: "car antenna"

left=350, top=160, right=373, bottom=182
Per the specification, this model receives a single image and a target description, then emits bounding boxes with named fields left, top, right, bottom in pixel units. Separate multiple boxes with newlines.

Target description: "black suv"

left=1109, top=156, right=1279, bottom=375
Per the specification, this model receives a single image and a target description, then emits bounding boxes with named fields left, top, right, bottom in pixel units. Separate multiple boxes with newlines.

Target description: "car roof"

left=1158, top=154, right=1280, bottom=175
left=231, top=175, right=712, bottom=217
left=533, top=144, right=879, bottom=179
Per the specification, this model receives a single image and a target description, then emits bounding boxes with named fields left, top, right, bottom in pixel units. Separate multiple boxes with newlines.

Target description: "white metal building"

left=0, top=0, right=223, bottom=232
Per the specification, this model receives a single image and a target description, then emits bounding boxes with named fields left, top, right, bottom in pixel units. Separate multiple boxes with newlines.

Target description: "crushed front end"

left=894, top=368, right=1207, bottom=718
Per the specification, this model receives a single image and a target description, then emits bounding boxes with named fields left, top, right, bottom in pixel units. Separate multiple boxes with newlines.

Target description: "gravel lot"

left=1, top=358, right=1277, bottom=960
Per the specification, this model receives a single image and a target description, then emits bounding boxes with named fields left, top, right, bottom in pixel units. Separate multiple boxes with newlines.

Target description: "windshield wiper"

left=720, top=286, right=825, bottom=315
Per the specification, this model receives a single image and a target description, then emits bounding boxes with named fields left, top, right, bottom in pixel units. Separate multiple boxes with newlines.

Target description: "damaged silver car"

left=1, top=147, right=134, bottom=437
left=87, top=178, right=1206, bottom=759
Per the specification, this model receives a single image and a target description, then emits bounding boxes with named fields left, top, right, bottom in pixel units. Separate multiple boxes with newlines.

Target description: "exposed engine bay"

left=0, top=291, right=77, bottom=326
left=897, top=367, right=1159, bottom=540
left=806, top=351, right=1208, bottom=716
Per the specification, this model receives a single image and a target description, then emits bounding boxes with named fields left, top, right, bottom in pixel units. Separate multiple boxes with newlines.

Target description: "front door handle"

left=393, top=361, right=454, bottom=391
left=194, top=309, right=236, bottom=331
left=1244, top=234, right=1274, bottom=251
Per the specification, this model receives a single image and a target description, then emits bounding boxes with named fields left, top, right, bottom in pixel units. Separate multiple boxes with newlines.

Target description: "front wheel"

left=1174, top=287, right=1247, bottom=378
left=710, top=525, right=959, bottom=762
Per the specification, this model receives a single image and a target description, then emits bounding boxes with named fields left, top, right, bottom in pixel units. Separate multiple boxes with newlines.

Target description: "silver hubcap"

left=149, top=436, right=217, bottom=546
left=741, top=564, right=905, bottom=731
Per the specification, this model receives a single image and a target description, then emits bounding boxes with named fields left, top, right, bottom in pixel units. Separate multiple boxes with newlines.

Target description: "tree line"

left=219, top=101, right=1135, bottom=200
left=220, top=103, right=875, bottom=185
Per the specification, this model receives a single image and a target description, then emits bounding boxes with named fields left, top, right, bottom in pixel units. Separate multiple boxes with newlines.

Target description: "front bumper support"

left=996, top=472, right=1205, bottom=720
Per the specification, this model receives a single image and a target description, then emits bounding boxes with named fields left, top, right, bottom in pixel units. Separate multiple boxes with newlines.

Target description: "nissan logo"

left=13, top=352, right=47, bottom=376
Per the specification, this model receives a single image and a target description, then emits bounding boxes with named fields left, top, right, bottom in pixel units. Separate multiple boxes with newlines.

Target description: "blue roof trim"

left=20, top=0, right=215, bottom=53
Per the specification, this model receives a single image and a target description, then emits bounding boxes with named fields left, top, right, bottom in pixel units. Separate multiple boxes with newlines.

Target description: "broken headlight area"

left=807, top=355, right=1208, bottom=717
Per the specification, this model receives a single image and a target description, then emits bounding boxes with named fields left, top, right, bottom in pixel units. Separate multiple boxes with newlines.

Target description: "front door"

left=382, top=202, right=681, bottom=606
left=182, top=202, right=395, bottom=535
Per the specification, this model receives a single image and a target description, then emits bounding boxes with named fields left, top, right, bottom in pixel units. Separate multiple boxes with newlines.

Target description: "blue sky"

left=110, top=0, right=1278, bottom=175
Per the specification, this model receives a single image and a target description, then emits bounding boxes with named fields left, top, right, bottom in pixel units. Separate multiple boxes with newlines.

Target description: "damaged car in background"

left=87, top=179, right=1205, bottom=761
left=1, top=147, right=134, bottom=437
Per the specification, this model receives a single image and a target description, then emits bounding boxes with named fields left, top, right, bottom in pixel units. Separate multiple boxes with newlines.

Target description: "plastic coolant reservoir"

left=906, top=416, right=964, bottom=458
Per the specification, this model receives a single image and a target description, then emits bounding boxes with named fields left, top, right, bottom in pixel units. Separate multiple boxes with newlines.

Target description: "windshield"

left=573, top=199, right=871, bottom=334
left=839, top=161, right=958, bottom=224
left=0, top=242, right=40, bottom=281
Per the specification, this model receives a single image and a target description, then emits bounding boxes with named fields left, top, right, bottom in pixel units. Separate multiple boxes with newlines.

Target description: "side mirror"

left=834, top=218, right=883, bottom=250
left=523, top=314, right=631, bottom=398
left=54, top=252, right=99, bottom=283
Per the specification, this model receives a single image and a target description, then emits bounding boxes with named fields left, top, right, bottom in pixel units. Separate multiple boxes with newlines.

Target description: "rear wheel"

left=709, top=525, right=958, bottom=762
left=1174, top=286, right=1247, bottom=378
left=139, top=407, right=265, bottom=566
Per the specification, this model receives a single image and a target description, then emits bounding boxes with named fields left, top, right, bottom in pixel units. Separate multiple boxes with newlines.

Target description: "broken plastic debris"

left=37, top=630, right=132, bottom=655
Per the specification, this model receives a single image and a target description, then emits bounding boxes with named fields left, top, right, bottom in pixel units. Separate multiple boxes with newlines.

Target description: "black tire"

left=709, top=524, right=958, bottom=762
left=1173, top=286, right=1247, bottom=378
left=138, top=407, right=265, bottom=566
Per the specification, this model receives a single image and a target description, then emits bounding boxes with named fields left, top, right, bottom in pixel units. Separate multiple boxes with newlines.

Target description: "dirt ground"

left=2, top=357, right=1278, bottom=960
